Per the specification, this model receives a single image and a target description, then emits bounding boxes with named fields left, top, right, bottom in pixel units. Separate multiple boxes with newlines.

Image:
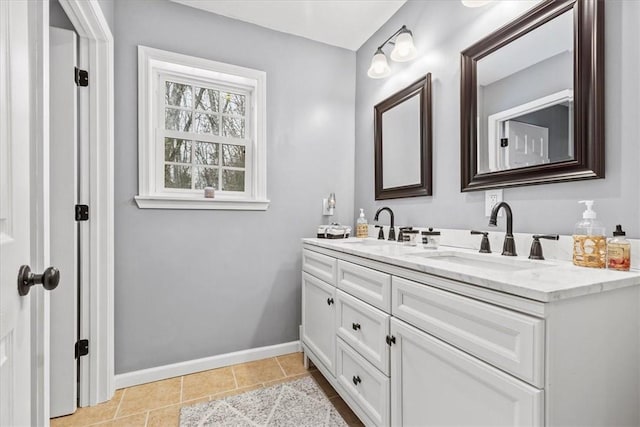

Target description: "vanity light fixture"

left=367, top=25, right=417, bottom=79
left=461, top=0, right=492, bottom=7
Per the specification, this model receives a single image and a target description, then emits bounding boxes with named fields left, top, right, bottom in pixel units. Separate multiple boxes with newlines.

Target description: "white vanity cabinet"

left=301, top=272, right=336, bottom=375
left=301, top=243, right=640, bottom=427
left=390, top=318, right=543, bottom=427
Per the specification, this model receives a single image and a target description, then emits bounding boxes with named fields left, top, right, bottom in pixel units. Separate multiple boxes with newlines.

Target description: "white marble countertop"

left=303, top=237, right=640, bottom=303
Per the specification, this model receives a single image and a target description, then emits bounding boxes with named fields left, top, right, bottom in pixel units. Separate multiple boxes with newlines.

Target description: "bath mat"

left=179, top=376, right=349, bottom=426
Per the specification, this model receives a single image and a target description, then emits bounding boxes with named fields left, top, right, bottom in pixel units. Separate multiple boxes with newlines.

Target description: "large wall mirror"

left=460, top=0, right=604, bottom=191
left=375, top=74, right=432, bottom=200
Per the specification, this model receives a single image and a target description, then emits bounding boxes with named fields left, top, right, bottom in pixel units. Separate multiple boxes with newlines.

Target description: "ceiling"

left=170, top=0, right=407, bottom=51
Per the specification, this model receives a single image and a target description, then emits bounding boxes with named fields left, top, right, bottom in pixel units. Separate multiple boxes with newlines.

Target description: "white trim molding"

left=114, top=341, right=301, bottom=389
left=58, top=0, right=115, bottom=406
left=136, top=46, right=268, bottom=210
left=28, top=0, right=50, bottom=424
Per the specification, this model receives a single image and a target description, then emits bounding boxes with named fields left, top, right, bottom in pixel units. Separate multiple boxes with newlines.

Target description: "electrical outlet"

left=485, top=189, right=503, bottom=217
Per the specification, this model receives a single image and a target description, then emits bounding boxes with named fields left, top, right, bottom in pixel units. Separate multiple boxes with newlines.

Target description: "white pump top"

left=579, top=200, right=597, bottom=219
left=359, top=208, right=365, bottom=218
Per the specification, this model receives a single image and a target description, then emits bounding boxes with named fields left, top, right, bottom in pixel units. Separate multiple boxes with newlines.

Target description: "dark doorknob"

left=17, top=265, right=60, bottom=296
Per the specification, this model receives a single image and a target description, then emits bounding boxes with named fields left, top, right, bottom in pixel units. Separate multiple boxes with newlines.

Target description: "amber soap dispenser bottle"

left=607, top=225, right=631, bottom=271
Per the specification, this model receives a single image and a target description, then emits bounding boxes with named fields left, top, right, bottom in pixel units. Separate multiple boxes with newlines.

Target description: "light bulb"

left=390, top=31, right=417, bottom=62
left=367, top=49, right=391, bottom=79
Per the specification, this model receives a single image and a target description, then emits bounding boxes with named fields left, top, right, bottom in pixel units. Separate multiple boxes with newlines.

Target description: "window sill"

left=134, top=195, right=270, bottom=211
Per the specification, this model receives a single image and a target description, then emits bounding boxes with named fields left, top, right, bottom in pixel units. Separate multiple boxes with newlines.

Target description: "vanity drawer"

left=336, top=338, right=390, bottom=427
left=337, top=260, right=391, bottom=312
left=336, top=290, right=390, bottom=375
left=302, top=249, right=337, bottom=285
left=392, top=277, right=545, bottom=387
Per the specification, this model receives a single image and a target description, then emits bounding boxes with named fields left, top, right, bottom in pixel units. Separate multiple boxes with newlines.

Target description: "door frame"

left=57, top=0, right=115, bottom=409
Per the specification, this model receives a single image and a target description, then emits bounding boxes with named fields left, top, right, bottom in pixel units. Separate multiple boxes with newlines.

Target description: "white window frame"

left=135, top=46, right=268, bottom=210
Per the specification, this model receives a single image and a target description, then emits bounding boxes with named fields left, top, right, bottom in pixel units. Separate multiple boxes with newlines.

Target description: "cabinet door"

left=302, top=272, right=336, bottom=375
left=390, top=318, right=543, bottom=427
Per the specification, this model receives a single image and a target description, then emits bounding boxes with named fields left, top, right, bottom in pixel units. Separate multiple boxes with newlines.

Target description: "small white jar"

left=422, top=228, right=441, bottom=249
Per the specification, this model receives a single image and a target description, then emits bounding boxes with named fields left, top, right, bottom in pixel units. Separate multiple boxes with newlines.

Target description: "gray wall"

left=114, top=0, right=355, bottom=373
left=50, top=0, right=74, bottom=30
left=355, top=0, right=640, bottom=238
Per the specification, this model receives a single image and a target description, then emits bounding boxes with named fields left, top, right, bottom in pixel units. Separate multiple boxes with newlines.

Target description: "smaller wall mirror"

left=375, top=74, right=432, bottom=200
left=461, top=0, right=604, bottom=191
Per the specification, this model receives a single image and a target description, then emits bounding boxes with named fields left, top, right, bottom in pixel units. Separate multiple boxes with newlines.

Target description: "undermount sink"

left=407, top=251, right=553, bottom=272
left=338, top=239, right=392, bottom=247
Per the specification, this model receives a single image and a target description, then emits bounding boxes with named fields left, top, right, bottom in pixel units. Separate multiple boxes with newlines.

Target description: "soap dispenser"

left=356, top=208, right=369, bottom=238
left=573, top=200, right=606, bottom=268
left=607, top=225, right=631, bottom=271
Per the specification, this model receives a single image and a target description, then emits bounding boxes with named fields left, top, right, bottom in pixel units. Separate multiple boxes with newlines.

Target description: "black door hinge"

left=75, top=67, right=88, bottom=87
left=75, top=204, right=89, bottom=221
left=75, top=339, right=89, bottom=358
left=500, top=138, right=509, bottom=148
left=386, top=335, right=396, bottom=346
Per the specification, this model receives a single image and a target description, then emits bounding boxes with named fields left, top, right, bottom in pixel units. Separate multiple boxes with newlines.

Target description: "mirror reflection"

left=382, top=94, right=421, bottom=189
left=476, top=10, right=573, bottom=174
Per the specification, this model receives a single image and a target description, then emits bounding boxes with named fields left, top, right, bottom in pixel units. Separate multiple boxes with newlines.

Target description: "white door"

left=390, top=318, right=543, bottom=427
left=501, top=120, right=549, bottom=170
left=50, top=26, right=79, bottom=418
left=0, top=1, right=49, bottom=425
left=301, top=272, right=336, bottom=375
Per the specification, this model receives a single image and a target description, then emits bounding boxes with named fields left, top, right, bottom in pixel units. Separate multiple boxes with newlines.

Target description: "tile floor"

left=50, top=352, right=364, bottom=427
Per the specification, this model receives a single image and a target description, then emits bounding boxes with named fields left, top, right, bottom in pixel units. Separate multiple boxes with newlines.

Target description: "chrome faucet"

left=488, top=202, right=516, bottom=256
left=374, top=207, right=396, bottom=241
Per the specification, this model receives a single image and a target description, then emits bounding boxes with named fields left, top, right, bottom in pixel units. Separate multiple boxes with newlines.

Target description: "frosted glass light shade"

left=390, top=31, right=417, bottom=62
left=461, top=0, right=491, bottom=7
left=367, top=50, right=391, bottom=79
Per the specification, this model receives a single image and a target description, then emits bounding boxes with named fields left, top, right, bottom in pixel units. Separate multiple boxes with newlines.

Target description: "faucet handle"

left=470, top=230, right=491, bottom=254
left=375, top=225, right=385, bottom=240
left=528, top=234, right=559, bottom=260
left=397, top=227, right=412, bottom=242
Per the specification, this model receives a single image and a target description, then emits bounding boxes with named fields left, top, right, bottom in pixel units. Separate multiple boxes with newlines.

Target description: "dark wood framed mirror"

left=460, top=0, right=604, bottom=192
left=375, top=73, right=432, bottom=200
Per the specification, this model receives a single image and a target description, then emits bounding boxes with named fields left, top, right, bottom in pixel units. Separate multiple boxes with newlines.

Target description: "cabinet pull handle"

left=352, top=323, right=361, bottom=331
left=352, top=375, right=361, bottom=386
left=327, top=297, right=334, bottom=305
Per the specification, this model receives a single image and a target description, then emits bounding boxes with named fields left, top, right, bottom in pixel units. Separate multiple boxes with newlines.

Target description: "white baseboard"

left=115, top=340, right=301, bottom=389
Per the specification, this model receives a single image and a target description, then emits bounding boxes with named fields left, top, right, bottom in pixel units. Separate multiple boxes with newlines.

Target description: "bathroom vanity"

left=301, top=237, right=640, bottom=427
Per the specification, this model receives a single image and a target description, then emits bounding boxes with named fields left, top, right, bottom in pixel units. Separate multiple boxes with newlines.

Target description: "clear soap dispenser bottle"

left=356, top=209, right=369, bottom=238
left=573, top=200, right=607, bottom=268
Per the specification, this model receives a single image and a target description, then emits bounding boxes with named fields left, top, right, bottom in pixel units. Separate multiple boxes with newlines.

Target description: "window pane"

left=194, top=141, right=218, bottom=165
left=164, top=138, right=191, bottom=163
left=222, top=170, right=245, bottom=192
left=165, top=108, right=192, bottom=132
left=193, top=112, right=219, bottom=135
left=222, top=117, right=245, bottom=139
left=222, top=144, right=245, bottom=167
left=164, top=164, right=191, bottom=189
left=221, top=92, right=246, bottom=115
left=165, top=81, right=192, bottom=107
left=194, top=87, right=219, bottom=112
left=194, top=167, right=218, bottom=189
